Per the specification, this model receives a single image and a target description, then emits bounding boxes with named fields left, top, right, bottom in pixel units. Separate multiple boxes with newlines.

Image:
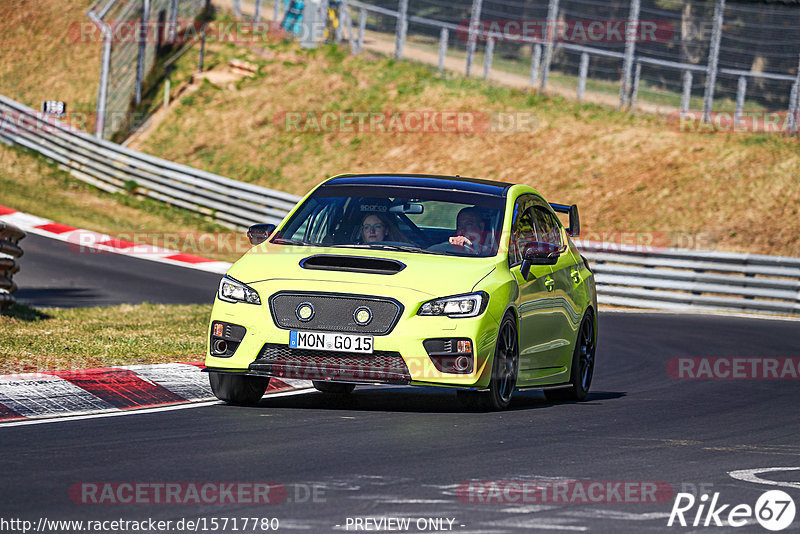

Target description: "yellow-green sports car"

left=205, top=174, right=597, bottom=410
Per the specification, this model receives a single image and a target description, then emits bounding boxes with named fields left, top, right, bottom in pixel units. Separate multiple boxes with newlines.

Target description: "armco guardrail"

left=1, top=93, right=799, bottom=316
left=578, top=241, right=800, bottom=315
left=0, top=221, right=25, bottom=312
left=0, top=95, right=301, bottom=229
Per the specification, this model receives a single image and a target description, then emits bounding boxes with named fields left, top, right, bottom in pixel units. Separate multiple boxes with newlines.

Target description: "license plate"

left=289, top=331, right=373, bottom=354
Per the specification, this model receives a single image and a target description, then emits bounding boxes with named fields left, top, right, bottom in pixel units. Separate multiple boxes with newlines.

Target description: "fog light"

left=457, top=340, right=471, bottom=353
left=212, top=323, right=224, bottom=337
left=455, top=355, right=471, bottom=371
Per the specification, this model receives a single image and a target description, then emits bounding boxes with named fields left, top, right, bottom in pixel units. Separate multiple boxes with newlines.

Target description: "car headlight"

left=217, top=276, right=261, bottom=305
left=417, top=292, right=488, bottom=318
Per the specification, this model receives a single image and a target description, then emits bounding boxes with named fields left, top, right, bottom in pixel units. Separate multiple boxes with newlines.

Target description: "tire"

left=457, top=314, right=519, bottom=411
left=312, top=381, right=356, bottom=395
left=545, top=310, right=596, bottom=402
left=209, top=372, right=270, bottom=405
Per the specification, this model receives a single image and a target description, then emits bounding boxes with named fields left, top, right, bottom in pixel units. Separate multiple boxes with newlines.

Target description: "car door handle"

left=544, top=277, right=555, bottom=291
left=571, top=269, right=581, bottom=284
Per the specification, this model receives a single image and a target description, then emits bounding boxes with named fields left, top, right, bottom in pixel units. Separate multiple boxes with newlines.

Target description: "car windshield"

left=272, top=183, right=506, bottom=257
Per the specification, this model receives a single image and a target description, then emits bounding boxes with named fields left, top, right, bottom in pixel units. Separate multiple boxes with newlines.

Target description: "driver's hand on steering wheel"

left=449, top=235, right=473, bottom=248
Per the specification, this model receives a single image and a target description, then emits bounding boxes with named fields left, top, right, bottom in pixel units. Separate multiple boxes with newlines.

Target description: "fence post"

left=541, top=0, right=560, bottom=90
left=164, top=65, right=172, bottom=108
left=577, top=52, right=589, bottom=101
left=233, top=0, right=242, bottom=18
left=734, top=76, right=746, bottom=127
left=336, top=0, right=347, bottom=44
left=630, top=61, right=641, bottom=108
left=394, top=0, right=408, bottom=60
left=135, top=0, right=151, bottom=105
left=483, top=37, right=495, bottom=79
left=529, top=43, right=542, bottom=88
left=168, top=0, right=178, bottom=43
left=790, top=54, right=800, bottom=135
left=438, top=27, right=448, bottom=72
left=681, top=70, right=692, bottom=113
left=199, top=27, right=206, bottom=71
left=274, top=0, right=281, bottom=23
left=94, top=24, right=112, bottom=139
left=702, top=0, right=725, bottom=123
left=357, top=8, right=366, bottom=54
left=300, top=0, right=322, bottom=48
left=465, top=0, right=483, bottom=76
left=254, top=0, right=262, bottom=21
left=619, top=0, right=640, bottom=108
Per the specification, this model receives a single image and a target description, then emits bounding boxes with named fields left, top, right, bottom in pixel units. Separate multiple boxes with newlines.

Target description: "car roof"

left=325, top=174, right=514, bottom=196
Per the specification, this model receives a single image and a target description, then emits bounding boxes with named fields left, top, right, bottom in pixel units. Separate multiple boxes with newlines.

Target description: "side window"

left=509, top=196, right=536, bottom=266
left=533, top=207, right=563, bottom=247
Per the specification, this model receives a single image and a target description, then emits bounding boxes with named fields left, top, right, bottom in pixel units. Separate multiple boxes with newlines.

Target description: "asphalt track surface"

left=3, top=234, right=800, bottom=533
left=13, top=233, right=221, bottom=307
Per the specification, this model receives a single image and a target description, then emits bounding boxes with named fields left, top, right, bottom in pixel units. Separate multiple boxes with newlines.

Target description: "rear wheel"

left=209, top=372, right=270, bottom=405
left=312, top=381, right=356, bottom=395
left=545, top=311, right=595, bottom=402
left=457, top=315, right=519, bottom=411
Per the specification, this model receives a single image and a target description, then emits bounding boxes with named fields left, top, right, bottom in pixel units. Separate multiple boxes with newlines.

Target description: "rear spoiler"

left=549, top=203, right=580, bottom=237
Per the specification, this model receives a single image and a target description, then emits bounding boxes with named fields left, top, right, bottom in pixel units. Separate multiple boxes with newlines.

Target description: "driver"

left=448, top=207, right=486, bottom=250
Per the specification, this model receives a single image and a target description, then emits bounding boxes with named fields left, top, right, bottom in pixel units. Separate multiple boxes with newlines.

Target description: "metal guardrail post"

left=482, top=37, right=494, bottom=79
left=619, top=0, right=640, bottom=109
left=540, top=0, right=559, bottom=90
left=164, top=65, right=172, bottom=108
left=702, top=0, right=725, bottom=123
left=437, top=27, right=448, bottom=72
left=789, top=54, right=800, bottom=135
left=393, top=0, right=408, bottom=60
left=530, top=44, right=542, bottom=88
left=274, top=0, right=281, bottom=23
left=465, top=0, right=483, bottom=77
left=577, top=52, right=589, bottom=101
left=233, top=0, right=242, bottom=18
left=135, top=0, right=151, bottom=105
left=681, top=70, right=692, bottom=113
left=254, top=0, right=263, bottom=22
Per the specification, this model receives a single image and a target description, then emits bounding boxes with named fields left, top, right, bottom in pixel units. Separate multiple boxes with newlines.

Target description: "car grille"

left=249, top=343, right=411, bottom=384
left=269, top=292, right=403, bottom=335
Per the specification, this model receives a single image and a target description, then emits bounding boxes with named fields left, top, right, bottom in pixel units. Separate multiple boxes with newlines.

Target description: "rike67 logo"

left=668, top=490, right=796, bottom=531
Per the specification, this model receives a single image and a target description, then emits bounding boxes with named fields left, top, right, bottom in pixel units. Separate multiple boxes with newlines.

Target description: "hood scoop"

left=300, top=254, right=406, bottom=275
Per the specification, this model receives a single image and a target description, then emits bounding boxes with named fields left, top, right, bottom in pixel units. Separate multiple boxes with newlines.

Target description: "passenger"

left=359, top=212, right=405, bottom=243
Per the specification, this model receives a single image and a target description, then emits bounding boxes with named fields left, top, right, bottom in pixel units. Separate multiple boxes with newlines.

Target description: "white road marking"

left=729, top=467, right=800, bottom=489
left=0, top=387, right=315, bottom=428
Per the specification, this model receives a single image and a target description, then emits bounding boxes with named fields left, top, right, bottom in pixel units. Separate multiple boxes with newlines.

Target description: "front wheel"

left=545, top=310, right=595, bottom=402
left=457, top=315, right=519, bottom=411
left=209, top=372, right=270, bottom=405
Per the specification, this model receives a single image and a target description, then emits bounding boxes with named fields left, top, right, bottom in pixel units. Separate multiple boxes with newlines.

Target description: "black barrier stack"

left=0, top=221, right=25, bottom=312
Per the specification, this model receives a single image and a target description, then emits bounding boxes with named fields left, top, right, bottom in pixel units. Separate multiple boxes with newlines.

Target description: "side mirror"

left=520, top=241, right=560, bottom=279
left=247, top=223, right=276, bottom=245
left=549, top=203, right=580, bottom=237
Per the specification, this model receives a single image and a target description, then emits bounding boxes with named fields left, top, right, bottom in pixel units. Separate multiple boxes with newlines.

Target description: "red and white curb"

left=0, top=204, right=232, bottom=274
left=0, top=362, right=312, bottom=423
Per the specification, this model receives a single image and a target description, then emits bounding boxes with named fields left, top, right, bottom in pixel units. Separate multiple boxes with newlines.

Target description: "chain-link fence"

left=304, top=0, right=800, bottom=121
left=88, top=0, right=208, bottom=139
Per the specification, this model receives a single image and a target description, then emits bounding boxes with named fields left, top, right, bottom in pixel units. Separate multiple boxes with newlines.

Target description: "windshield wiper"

left=362, top=244, right=440, bottom=255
